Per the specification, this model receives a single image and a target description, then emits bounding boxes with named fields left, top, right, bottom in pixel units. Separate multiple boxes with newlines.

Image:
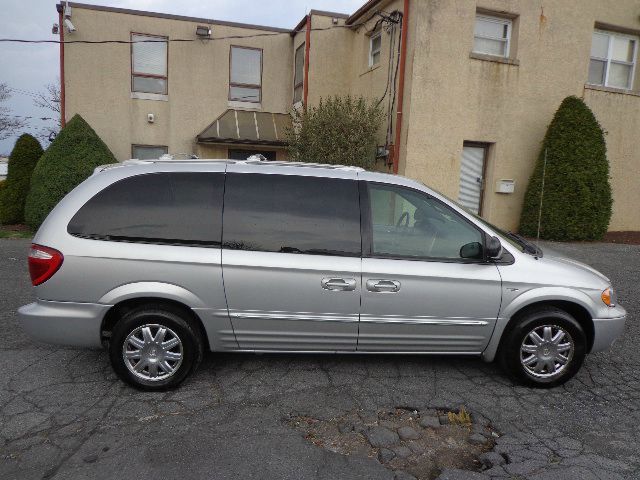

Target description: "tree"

left=519, top=96, right=612, bottom=241
left=286, top=95, right=383, bottom=169
left=0, top=134, right=43, bottom=224
left=0, top=83, right=27, bottom=141
left=32, top=80, right=61, bottom=144
left=25, top=114, right=117, bottom=229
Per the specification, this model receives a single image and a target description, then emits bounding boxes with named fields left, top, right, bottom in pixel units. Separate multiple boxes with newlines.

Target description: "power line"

left=0, top=22, right=366, bottom=45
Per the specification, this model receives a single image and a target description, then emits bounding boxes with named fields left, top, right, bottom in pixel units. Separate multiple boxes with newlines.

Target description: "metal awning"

left=197, top=109, right=291, bottom=146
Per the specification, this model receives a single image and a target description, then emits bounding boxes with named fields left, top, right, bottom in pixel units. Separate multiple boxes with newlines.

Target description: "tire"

left=109, top=305, right=203, bottom=391
left=499, top=307, right=586, bottom=388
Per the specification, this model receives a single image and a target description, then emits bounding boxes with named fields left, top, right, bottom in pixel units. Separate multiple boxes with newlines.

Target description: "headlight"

left=601, top=287, right=616, bottom=307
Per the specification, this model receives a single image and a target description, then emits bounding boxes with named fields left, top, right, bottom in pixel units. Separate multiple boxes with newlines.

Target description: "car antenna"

left=535, top=148, right=548, bottom=259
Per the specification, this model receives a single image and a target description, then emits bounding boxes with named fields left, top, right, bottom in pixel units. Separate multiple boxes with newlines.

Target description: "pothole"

left=287, top=406, right=503, bottom=480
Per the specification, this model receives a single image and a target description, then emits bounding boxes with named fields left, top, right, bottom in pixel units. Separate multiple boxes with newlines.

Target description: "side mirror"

left=460, top=241, right=483, bottom=259
left=486, top=236, right=503, bottom=259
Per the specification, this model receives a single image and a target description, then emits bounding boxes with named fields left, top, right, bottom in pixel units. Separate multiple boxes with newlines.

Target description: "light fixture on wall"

left=196, top=25, right=212, bottom=37
left=52, top=23, right=59, bottom=34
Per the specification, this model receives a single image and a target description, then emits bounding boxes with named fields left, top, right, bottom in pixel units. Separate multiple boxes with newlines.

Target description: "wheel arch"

left=483, top=291, right=597, bottom=362
left=100, top=297, right=210, bottom=351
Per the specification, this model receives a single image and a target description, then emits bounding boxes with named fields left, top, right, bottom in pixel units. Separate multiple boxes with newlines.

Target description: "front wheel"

left=109, top=305, right=203, bottom=390
left=499, top=307, right=586, bottom=388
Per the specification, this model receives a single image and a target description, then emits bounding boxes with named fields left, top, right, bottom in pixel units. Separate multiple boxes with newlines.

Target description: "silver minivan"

left=18, top=159, right=626, bottom=390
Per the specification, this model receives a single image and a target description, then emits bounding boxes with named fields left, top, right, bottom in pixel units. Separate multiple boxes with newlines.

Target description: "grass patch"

left=448, top=406, right=472, bottom=426
left=0, top=225, right=33, bottom=239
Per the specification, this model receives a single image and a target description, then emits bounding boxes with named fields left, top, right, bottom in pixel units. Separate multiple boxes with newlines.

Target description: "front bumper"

left=591, top=304, right=627, bottom=352
left=18, top=300, right=111, bottom=348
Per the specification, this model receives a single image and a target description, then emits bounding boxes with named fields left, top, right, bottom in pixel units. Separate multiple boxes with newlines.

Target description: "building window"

left=229, top=46, right=262, bottom=103
left=132, top=145, right=168, bottom=160
left=131, top=33, right=168, bottom=95
left=473, top=15, right=511, bottom=58
left=589, top=30, right=638, bottom=90
left=293, top=43, right=305, bottom=104
left=369, top=31, right=382, bottom=67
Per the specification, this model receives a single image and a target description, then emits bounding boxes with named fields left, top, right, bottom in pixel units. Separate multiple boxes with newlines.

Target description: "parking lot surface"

left=1, top=238, right=638, bottom=479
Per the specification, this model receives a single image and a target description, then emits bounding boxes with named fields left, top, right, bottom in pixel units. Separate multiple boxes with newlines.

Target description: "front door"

left=458, top=143, right=487, bottom=215
left=221, top=168, right=362, bottom=350
left=359, top=181, right=502, bottom=352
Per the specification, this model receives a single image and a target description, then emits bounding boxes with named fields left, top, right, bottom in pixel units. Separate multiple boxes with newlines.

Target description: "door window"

left=223, top=173, right=361, bottom=256
left=367, top=183, right=483, bottom=260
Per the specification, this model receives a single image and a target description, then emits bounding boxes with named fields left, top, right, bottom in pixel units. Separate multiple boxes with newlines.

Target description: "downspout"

left=303, top=15, right=311, bottom=108
left=392, top=0, right=409, bottom=174
left=58, top=8, right=66, bottom=128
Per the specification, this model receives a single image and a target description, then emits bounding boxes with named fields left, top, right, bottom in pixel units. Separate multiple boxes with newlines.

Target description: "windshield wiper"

left=505, top=232, right=542, bottom=256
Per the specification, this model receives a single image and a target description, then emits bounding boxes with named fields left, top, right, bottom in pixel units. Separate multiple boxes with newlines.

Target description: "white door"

left=458, top=144, right=486, bottom=214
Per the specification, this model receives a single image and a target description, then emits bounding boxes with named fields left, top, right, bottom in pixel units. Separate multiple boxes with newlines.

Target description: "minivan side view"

left=18, top=159, right=626, bottom=390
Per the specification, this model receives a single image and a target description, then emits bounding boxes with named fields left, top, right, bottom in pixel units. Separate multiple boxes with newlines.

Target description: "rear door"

left=221, top=167, right=362, bottom=351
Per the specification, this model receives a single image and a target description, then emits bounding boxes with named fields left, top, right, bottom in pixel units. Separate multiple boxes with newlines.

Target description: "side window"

left=68, top=173, right=224, bottom=245
left=368, top=183, right=483, bottom=260
left=293, top=43, right=305, bottom=104
left=223, top=173, right=361, bottom=256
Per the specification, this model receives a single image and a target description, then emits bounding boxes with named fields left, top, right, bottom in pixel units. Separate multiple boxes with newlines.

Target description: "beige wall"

left=401, top=0, right=640, bottom=231
left=64, top=1, right=640, bottom=231
left=64, top=7, right=293, bottom=161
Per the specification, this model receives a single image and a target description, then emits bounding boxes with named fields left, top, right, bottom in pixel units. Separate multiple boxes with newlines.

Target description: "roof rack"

left=237, top=159, right=365, bottom=172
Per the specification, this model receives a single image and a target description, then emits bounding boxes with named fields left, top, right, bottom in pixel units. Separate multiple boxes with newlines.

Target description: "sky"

left=0, top=0, right=364, bottom=155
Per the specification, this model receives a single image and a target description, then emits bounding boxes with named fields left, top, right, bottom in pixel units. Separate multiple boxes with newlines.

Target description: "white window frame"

left=589, top=29, right=638, bottom=91
left=473, top=15, right=512, bottom=58
left=369, top=30, right=382, bottom=67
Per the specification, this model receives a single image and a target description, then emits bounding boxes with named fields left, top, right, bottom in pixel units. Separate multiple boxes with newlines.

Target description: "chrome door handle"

left=366, top=279, right=401, bottom=293
left=321, top=277, right=356, bottom=291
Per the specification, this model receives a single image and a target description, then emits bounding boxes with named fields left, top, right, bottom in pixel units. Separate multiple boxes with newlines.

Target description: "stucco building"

left=56, top=1, right=640, bottom=231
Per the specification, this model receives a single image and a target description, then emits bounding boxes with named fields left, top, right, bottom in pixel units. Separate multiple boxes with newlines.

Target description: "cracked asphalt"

left=1, top=238, right=638, bottom=480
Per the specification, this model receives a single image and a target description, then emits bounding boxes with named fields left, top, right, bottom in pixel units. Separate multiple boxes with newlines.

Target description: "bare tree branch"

left=33, top=81, right=61, bottom=114
left=0, top=83, right=27, bottom=141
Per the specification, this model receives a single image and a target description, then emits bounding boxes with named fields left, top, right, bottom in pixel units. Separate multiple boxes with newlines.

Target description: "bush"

left=519, top=96, right=612, bottom=241
left=25, top=114, right=116, bottom=229
left=286, top=95, right=383, bottom=169
left=0, top=134, right=43, bottom=224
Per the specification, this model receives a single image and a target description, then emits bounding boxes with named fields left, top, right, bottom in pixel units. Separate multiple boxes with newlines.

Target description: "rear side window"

left=68, top=172, right=224, bottom=246
left=223, top=173, right=361, bottom=256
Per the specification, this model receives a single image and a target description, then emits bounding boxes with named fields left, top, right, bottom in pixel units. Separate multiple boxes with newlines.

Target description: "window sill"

left=360, top=64, right=381, bottom=77
left=584, top=84, right=640, bottom=97
left=131, top=92, right=168, bottom=101
left=228, top=100, right=262, bottom=110
left=469, top=52, right=520, bottom=66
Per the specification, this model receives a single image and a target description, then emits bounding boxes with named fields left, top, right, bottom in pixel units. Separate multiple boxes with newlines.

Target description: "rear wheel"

left=109, top=305, right=203, bottom=390
left=499, top=307, right=586, bottom=388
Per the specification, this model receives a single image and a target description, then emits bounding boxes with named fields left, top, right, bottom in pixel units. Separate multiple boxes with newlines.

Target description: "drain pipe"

left=392, top=0, right=409, bottom=174
left=303, top=14, right=311, bottom=108
left=57, top=4, right=66, bottom=128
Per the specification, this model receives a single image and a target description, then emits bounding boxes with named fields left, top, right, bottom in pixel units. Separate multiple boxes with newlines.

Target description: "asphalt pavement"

left=0, top=238, right=638, bottom=479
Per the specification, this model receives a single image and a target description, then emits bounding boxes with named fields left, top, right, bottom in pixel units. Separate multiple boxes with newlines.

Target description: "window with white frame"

left=473, top=15, right=512, bottom=58
left=588, top=30, right=638, bottom=90
left=131, top=33, right=168, bottom=95
left=229, top=46, right=262, bottom=103
left=369, top=30, right=382, bottom=67
left=132, top=145, right=168, bottom=160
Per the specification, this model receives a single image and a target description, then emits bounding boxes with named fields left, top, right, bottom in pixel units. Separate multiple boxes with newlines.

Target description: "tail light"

left=28, top=244, right=64, bottom=286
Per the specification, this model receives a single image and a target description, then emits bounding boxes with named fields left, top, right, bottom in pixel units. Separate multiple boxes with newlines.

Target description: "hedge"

left=0, top=134, right=43, bottom=224
left=519, top=96, right=612, bottom=241
left=25, top=114, right=116, bottom=229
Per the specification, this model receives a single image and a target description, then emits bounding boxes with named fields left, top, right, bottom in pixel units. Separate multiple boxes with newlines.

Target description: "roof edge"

left=346, top=0, right=385, bottom=25
left=58, top=2, right=292, bottom=33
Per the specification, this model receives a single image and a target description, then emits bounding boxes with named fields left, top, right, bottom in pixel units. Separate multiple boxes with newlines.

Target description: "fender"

left=98, top=281, right=207, bottom=309
left=482, top=286, right=599, bottom=362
